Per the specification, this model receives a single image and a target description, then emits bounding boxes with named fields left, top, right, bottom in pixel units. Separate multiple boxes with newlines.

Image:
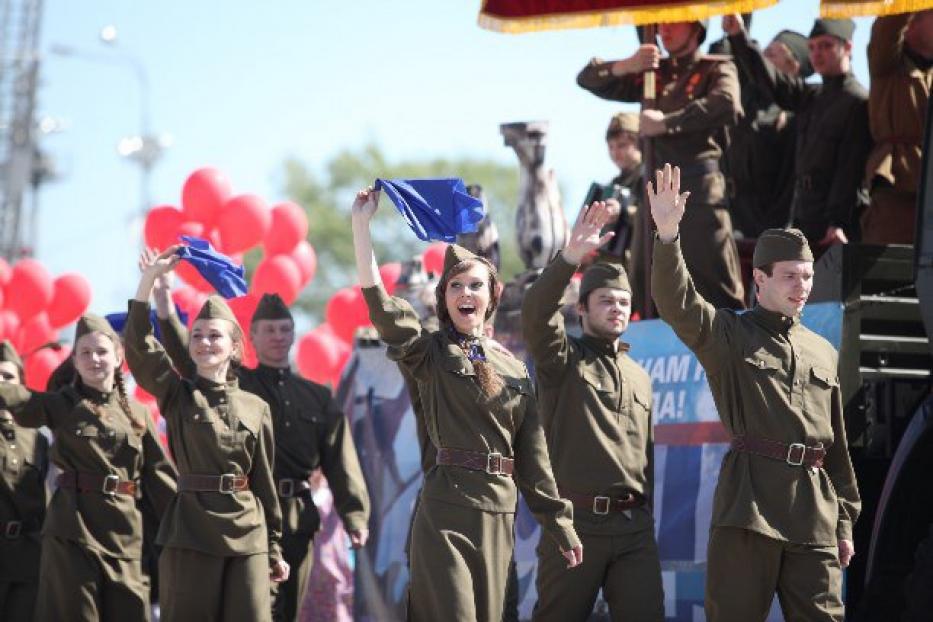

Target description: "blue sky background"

left=34, top=0, right=873, bottom=316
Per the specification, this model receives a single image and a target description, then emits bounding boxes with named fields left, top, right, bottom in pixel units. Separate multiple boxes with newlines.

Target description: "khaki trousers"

left=0, top=579, right=38, bottom=621
left=407, top=497, right=514, bottom=622
left=706, top=526, right=844, bottom=622
left=533, top=527, right=664, bottom=622
left=159, top=546, right=271, bottom=622
left=35, top=535, right=149, bottom=622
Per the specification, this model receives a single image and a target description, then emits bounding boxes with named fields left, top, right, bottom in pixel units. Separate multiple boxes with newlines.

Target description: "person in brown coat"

left=861, top=10, right=933, bottom=244
left=648, top=164, right=860, bottom=621
left=0, top=316, right=178, bottom=622
left=127, top=248, right=288, bottom=622
left=577, top=20, right=746, bottom=310
left=351, top=186, right=581, bottom=622
left=0, top=340, right=48, bottom=621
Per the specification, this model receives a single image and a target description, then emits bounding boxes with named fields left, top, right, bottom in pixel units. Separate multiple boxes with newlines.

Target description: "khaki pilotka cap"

left=0, top=339, right=24, bottom=378
left=196, top=295, right=240, bottom=327
left=809, top=18, right=855, bottom=41
left=606, top=112, right=639, bottom=139
left=752, top=228, right=815, bottom=269
left=252, top=293, right=292, bottom=323
left=75, top=314, right=121, bottom=344
left=579, top=256, right=632, bottom=303
left=443, top=244, right=482, bottom=276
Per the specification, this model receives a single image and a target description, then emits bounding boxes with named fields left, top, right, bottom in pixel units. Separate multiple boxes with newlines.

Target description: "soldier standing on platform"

left=577, top=20, right=746, bottom=310
left=0, top=341, right=48, bottom=621
left=523, top=202, right=663, bottom=621
left=724, top=15, right=871, bottom=249
left=648, top=163, right=860, bottom=621
left=151, top=288, right=371, bottom=622
left=861, top=10, right=933, bottom=244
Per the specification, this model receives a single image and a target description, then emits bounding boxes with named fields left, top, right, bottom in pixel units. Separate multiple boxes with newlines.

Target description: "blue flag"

left=106, top=307, right=188, bottom=342
left=374, top=178, right=485, bottom=242
left=175, top=236, right=247, bottom=298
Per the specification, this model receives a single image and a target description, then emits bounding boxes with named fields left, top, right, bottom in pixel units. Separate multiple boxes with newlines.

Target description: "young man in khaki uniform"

left=523, top=202, right=663, bottom=621
left=577, top=20, right=746, bottom=310
left=647, top=164, right=860, bottom=621
left=153, top=289, right=371, bottom=622
left=0, top=341, right=48, bottom=621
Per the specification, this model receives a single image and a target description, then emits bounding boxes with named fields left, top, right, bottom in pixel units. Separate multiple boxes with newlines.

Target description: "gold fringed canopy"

left=478, top=0, right=779, bottom=33
left=820, top=0, right=933, bottom=17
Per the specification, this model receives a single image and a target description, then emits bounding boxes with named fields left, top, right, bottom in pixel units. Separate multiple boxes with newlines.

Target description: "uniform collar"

left=821, top=72, right=849, bottom=89
left=0, top=411, right=12, bottom=424
left=580, top=333, right=631, bottom=357
left=749, top=305, right=799, bottom=335
left=77, top=380, right=115, bottom=404
left=195, top=374, right=238, bottom=393
left=671, top=49, right=702, bottom=68
left=257, top=363, right=291, bottom=379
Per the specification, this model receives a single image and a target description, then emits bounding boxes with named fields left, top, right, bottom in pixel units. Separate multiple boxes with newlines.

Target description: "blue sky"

left=35, top=0, right=873, bottom=315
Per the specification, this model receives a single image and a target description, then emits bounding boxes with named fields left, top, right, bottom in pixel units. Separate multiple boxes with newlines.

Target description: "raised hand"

left=350, top=187, right=380, bottom=223
left=646, top=163, right=690, bottom=243
left=628, top=44, right=661, bottom=72
left=563, top=201, right=615, bottom=265
left=139, top=246, right=181, bottom=278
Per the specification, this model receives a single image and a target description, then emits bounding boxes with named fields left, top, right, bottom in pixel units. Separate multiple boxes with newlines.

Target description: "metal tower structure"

left=0, top=0, right=43, bottom=260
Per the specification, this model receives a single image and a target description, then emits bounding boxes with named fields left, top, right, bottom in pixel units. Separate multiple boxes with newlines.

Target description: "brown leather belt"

left=559, top=488, right=645, bottom=515
left=57, top=472, right=138, bottom=496
left=1, top=517, right=41, bottom=539
left=731, top=435, right=825, bottom=468
left=436, top=448, right=514, bottom=477
left=277, top=478, right=312, bottom=498
left=178, top=473, right=249, bottom=494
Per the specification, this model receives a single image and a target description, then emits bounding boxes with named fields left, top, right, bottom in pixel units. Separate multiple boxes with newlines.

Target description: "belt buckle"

left=277, top=479, right=295, bottom=498
left=218, top=473, right=237, bottom=494
left=101, top=474, right=120, bottom=496
left=786, top=443, right=806, bottom=466
left=4, top=521, right=21, bottom=539
left=486, top=453, right=503, bottom=475
left=593, top=496, right=611, bottom=515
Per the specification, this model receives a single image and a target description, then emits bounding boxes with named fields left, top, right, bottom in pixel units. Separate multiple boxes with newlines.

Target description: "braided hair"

left=113, top=367, right=146, bottom=437
left=435, top=257, right=504, bottom=399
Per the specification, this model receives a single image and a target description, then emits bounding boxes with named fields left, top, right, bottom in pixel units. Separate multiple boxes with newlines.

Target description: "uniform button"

left=108, top=430, right=116, bottom=437
left=9, top=444, right=14, bottom=449
left=793, top=379, right=801, bottom=386
left=285, top=421, right=291, bottom=428
left=11, top=459, right=17, bottom=465
left=278, top=381, right=285, bottom=387
left=759, top=361, right=766, bottom=368
left=193, top=414, right=200, bottom=421
left=219, top=397, right=226, bottom=404
left=284, top=400, right=290, bottom=406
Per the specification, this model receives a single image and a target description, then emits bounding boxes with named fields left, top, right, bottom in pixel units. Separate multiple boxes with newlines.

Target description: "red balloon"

left=379, top=262, right=403, bottom=295
left=175, top=260, right=215, bottom=293
left=296, top=326, right=343, bottom=385
left=0, top=286, right=4, bottom=310
left=17, top=312, right=56, bottom=355
left=7, top=259, right=53, bottom=320
left=182, top=167, right=231, bottom=228
left=331, top=339, right=352, bottom=386
left=177, top=220, right=205, bottom=241
left=227, top=293, right=260, bottom=328
left=0, top=257, right=11, bottom=288
left=217, top=194, right=271, bottom=254
left=290, top=241, right=317, bottom=285
left=251, top=255, right=302, bottom=304
left=0, top=310, right=20, bottom=341
left=24, top=347, right=60, bottom=391
left=325, top=287, right=370, bottom=343
left=264, top=202, right=308, bottom=256
left=47, top=273, right=92, bottom=329
left=422, top=242, right=448, bottom=277
left=144, top=205, right=185, bottom=250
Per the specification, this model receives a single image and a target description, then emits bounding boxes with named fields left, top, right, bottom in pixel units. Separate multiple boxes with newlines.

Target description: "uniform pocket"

left=810, top=366, right=838, bottom=388
left=743, top=351, right=781, bottom=372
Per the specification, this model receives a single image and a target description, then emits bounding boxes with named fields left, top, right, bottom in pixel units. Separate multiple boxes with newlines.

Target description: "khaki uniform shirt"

left=362, top=284, right=580, bottom=552
left=866, top=14, right=933, bottom=193
left=0, top=413, right=47, bottom=581
left=577, top=51, right=743, bottom=206
left=728, top=31, right=870, bottom=236
left=652, top=239, right=860, bottom=545
left=522, top=255, right=654, bottom=535
left=157, top=315, right=370, bottom=537
left=0, top=381, right=177, bottom=560
left=125, top=300, right=283, bottom=562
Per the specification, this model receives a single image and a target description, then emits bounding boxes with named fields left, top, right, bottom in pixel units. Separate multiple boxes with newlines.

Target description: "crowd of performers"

left=0, top=8, right=931, bottom=622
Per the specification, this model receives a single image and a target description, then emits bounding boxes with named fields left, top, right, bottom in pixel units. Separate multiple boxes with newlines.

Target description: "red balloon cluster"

left=0, top=257, right=91, bottom=390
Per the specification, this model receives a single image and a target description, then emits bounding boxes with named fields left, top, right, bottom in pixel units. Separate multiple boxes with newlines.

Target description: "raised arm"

left=522, top=201, right=613, bottom=381
left=352, top=187, right=432, bottom=379
left=868, top=14, right=911, bottom=78
left=724, top=16, right=812, bottom=112
left=576, top=45, right=660, bottom=102
left=151, top=269, right=196, bottom=378
left=648, top=164, right=725, bottom=373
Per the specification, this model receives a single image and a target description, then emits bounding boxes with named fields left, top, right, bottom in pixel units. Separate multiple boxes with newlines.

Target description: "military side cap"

left=753, top=228, right=814, bottom=268
left=75, top=313, right=121, bottom=344
left=579, top=258, right=631, bottom=302
left=773, top=30, right=813, bottom=78
left=809, top=18, right=855, bottom=41
left=0, top=340, right=24, bottom=375
left=442, top=243, right=481, bottom=276
left=607, top=111, right=639, bottom=138
left=252, top=293, right=293, bottom=323
left=196, top=295, right=240, bottom=327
